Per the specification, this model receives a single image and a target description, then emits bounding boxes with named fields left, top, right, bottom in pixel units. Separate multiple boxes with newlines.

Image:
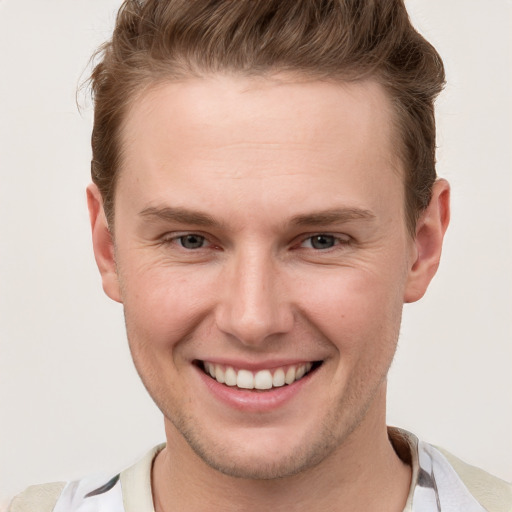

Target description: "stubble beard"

left=124, top=304, right=400, bottom=481
left=159, top=368, right=390, bottom=481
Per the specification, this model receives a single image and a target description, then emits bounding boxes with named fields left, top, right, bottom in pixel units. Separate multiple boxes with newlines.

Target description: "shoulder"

left=390, top=427, right=512, bottom=512
left=8, top=482, right=66, bottom=512
left=7, top=444, right=164, bottom=512
left=8, top=474, right=122, bottom=512
left=119, top=443, right=164, bottom=511
left=435, top=446, right=512, bottom=512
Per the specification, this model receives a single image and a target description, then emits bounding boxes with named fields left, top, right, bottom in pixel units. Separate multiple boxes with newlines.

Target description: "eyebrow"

left=290, top=208, right=376, bottom=226
left=139, top=205, right=375, bottom=228
left=139, top=206, right=219, bottom=227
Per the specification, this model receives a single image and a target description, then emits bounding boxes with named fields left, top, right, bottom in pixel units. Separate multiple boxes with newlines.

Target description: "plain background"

left=1, top=0, right=511, bottom=504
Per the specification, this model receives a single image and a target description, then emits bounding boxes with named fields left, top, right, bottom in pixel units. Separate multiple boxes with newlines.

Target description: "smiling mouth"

left=198, top=361, right=322, bottom=391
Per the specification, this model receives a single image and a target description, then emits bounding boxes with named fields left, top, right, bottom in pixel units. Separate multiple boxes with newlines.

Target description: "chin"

left=187, top=435, right=329, bottom=480
left=169, top=412, right=346, bottom=481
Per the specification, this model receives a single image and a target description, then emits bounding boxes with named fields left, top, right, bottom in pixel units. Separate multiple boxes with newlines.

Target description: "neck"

left=152, top=388, right=411, bottom=512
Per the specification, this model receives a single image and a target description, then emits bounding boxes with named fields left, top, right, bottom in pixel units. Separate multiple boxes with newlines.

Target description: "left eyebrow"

left=138, top=206, right=220, bottom=227
left=290, top=208, right=376, bottom=226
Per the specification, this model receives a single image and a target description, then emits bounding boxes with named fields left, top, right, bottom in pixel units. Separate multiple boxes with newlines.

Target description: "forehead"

left=122, top=74, right=396, bottom=157
left=117, top=75, right=403, bottom=222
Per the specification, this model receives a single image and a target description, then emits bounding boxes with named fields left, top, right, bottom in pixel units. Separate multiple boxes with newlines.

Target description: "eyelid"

left=160, top=231, right=213, bottom=247
left=297, top=233, right=352, bottom=249
left=158, top=231, right=351, bottom=250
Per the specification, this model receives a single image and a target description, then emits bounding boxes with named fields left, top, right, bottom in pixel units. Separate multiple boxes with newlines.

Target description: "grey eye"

left=310, top=234, right=336, bottom=249
left=179, top=234, right=206, bottom=249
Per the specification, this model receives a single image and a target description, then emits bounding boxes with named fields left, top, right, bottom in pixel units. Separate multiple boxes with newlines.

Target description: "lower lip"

left=196, top=366, right=316, bottom=413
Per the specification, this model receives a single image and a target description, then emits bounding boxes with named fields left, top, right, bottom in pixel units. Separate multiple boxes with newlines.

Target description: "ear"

left=86, top=183, right=122, bottom=303
left=404, top=179, right=450, bottom=303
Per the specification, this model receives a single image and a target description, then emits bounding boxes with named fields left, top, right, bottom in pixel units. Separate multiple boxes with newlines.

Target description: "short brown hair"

left=89, top=0, right=445, bottom=233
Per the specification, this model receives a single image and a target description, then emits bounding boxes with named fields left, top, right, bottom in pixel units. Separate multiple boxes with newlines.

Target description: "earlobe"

left=404, top=179, right=450, bottom=303
left=86, top=184, right=122, bottom=303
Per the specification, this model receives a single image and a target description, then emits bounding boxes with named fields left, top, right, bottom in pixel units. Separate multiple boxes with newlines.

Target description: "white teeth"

left=215, top=365, right=225, bottom=384
left=204, top=361, right=316, bottom=390
left=224, top=367, right=237, bottom=386
left=237, top=369, right=254, bottom=389
left=254, top=370, right=273, bottom=390
left=272, top=368, right=285, bottom=387
left=285, top=366, right=296, bottom=385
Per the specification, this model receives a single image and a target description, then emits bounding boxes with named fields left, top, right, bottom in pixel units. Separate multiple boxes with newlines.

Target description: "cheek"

left=295, top=266, right=405, bottom=353
left=120, top=264, right=217, bottom=350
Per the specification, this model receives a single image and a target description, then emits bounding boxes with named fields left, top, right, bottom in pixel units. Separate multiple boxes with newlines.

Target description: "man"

left=9, top=1, right=511, bottom=511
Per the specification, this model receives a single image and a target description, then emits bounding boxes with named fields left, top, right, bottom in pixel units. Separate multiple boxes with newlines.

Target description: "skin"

left=88, top=75, right=450, bottom=511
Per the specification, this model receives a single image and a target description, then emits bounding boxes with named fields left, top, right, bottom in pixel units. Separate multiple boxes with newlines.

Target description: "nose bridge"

left=216, top=244, right=292, bottom=345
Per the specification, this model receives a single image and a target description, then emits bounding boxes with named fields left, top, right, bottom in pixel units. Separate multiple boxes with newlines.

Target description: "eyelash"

left=160, top=232, right=351, bottom=252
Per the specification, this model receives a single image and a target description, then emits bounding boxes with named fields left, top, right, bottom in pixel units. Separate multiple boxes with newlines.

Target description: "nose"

left=215, top=248, right=294, bottom=347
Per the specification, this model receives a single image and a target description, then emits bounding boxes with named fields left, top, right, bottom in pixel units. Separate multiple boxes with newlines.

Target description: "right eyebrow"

left=138, top=206, right=220, bottom=227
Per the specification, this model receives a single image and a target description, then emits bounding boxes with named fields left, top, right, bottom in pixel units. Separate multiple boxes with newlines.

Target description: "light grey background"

left=1, top=0, right=511, bottom=504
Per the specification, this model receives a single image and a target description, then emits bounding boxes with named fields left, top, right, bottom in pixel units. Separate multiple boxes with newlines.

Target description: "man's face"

left=97, top=76, right=422, bottom=478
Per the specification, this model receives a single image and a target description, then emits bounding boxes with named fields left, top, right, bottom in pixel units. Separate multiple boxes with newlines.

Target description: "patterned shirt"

left=10, top=428, right=512, bottom=512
